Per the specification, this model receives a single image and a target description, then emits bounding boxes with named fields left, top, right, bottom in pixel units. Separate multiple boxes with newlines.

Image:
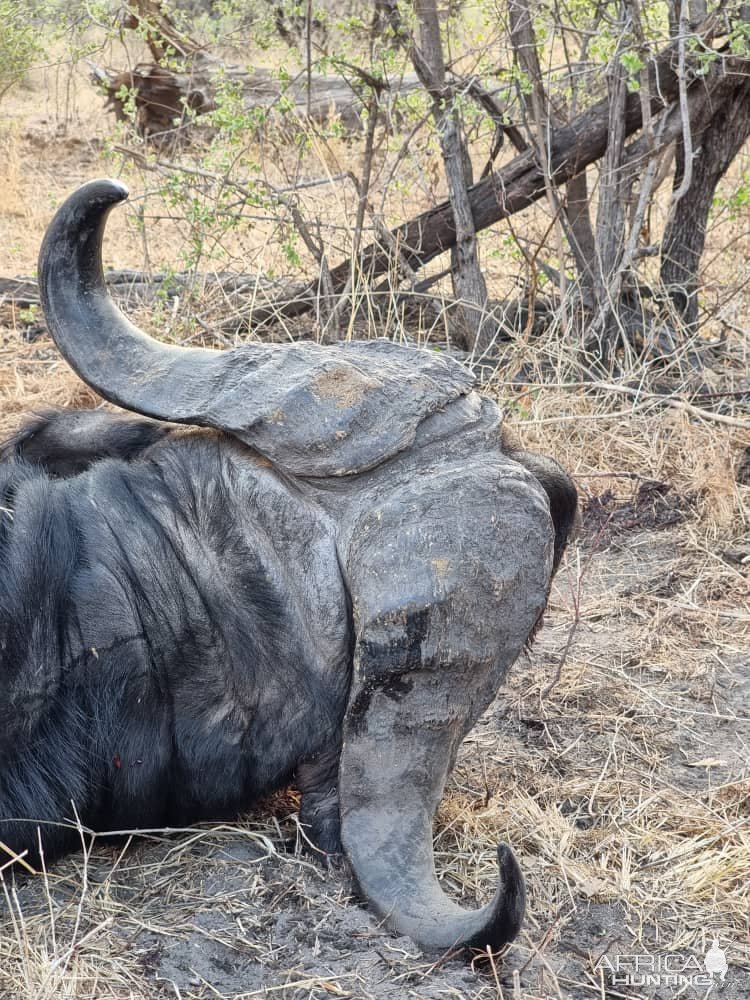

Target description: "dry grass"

left=443, top=527, right=750, bottom=989
left=1, top=24, right=749, bottom=1000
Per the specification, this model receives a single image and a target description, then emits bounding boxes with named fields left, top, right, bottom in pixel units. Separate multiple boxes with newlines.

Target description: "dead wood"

left=328, top=18, right=728, bottom=285
left=412, top=0, right=494, bottom=350
left=1, top=271, right=552, bottom=349
left=1, top=270, right=295, bottom=316
left=89, top=0, right=420, bottom=136
left=0, top=278, right=40, bottom=309
left=92, top=53, right=421, bottom=138
left=228, top=18, right=736, bottom=332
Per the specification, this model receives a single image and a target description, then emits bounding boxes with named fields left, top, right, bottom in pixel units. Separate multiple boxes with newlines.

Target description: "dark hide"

left=4, top=177, right=580, bottom=954
left=0, top=409, right=172, bottom=477
left=0, top=415, right=351, bottom=868
left=0, top=404, right=576, bottom=952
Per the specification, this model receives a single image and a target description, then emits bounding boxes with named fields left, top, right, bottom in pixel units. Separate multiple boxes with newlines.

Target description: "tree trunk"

left=660, top=75, right=750, bottom=328
left=508, top=0, right=597, bottom=291
left=589, top=5, right=630, bottom=364
left=411, top=0, right=492, bottom=350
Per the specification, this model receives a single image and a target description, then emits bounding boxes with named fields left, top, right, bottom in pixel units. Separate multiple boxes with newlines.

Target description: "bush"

left=0, top=0, right=44, bottom=105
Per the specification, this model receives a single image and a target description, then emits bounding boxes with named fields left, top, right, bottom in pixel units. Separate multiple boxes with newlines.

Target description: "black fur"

left=0, top=409, right=577, bottom=874
left=0, top=409, right=173, bottom=477
left=0, top=411, right=351, bottom=868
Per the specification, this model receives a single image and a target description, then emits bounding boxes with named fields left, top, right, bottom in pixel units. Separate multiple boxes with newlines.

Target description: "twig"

left=0, top=840, right=35, bottom=875
left=305, top=0, right=312, bottom=119
left=592, top=380, right=750, bottom=429
left=540, top=515, right=610, bottom=700
left=486, top=944, right=505, bottom=996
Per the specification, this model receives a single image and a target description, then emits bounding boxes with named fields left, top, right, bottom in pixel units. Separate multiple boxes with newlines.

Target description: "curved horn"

left=342, top=716, right=526, bottom=952
left=38, top=178, right=225, bottom=425
left=38, top=179, right=475, bottom=476
left=337, top=468, right=554, bottom=952
left=339, top=669, right=526, bottom=952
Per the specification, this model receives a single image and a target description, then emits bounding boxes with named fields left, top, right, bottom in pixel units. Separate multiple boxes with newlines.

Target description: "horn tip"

left=493, top=842, right=526, bottom=944
left=69, top=177, right=129, bottom=209
left=466, top=842, right=526, bottom=953
left=98, top=177, right=130, bottom=203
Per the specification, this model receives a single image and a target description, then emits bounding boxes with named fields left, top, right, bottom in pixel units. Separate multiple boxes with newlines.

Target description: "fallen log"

left=92, top=55, right=422, bottom=137
left=1, top=269, right=551, bottom=347
left=329, top=17, right=728, bottom=285
left=1, top=270, right=297, bottom=318
left=0, top=278, right=39, bottom=310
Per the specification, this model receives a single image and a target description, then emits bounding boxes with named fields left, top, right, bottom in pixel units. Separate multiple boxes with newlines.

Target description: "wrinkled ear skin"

left=501, top=428, right=579, bottom=573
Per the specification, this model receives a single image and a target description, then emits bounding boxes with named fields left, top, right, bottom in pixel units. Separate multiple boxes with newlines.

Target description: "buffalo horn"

left=38, top=179, right=476, bottom=477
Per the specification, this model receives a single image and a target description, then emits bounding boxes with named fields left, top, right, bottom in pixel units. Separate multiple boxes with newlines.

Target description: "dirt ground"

left=1, top=34, right=749, bottom=1000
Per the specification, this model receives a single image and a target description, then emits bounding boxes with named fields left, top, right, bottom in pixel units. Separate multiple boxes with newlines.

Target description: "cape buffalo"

left=0, top=179, right=577, bottom=953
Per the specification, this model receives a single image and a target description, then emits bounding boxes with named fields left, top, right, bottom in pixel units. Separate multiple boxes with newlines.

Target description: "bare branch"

left=671, top=0, right=696, bottom=206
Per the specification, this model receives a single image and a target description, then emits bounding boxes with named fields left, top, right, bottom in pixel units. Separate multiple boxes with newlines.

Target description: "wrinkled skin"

left=0, top=180, right=578, bottom=955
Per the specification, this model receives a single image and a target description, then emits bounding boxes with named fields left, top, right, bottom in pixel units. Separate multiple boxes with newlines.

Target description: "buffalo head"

left=0, top=179, right=578, bottom=956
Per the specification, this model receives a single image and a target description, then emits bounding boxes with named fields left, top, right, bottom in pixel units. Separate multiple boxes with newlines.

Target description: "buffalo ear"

left=503, top=445, right=579, bottom=571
